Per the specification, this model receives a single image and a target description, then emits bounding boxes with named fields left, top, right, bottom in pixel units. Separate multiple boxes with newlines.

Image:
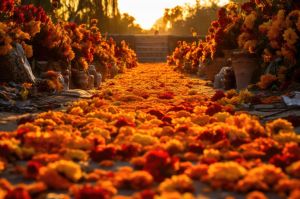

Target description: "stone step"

left=135, top=36, right=168, bottom=41
left=135, top=42, right=168, bottom=47
left=138, top=57, right=166, bottom=62
left=136, top=52, right=168, bottom=57
left=136, top=47, right=168, bottom=52
left=135, top=36, right=169, bottom=62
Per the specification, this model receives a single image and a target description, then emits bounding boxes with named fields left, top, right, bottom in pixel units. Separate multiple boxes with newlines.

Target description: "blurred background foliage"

left=20, top=0, right=248, bottom=35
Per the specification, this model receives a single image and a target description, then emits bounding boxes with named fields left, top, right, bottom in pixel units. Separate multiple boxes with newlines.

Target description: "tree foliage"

left=153, top=0, right=249, bottom=36
left=21, top=0, right=142, bottom=34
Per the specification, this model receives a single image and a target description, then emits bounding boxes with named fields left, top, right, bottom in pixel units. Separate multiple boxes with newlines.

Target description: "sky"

left=118, top=0, right=196, bottom=30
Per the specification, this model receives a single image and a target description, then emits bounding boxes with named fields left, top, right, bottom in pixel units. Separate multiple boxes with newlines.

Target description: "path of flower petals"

left=1, top=63, right=300, bottom=199
left=100, top=63, right=214, bottom=111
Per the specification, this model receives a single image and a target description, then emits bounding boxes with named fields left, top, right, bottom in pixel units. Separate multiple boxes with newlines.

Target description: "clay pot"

left=183, top=61, right=192, bottom=73
left=62, top=69, right=70, bottom=90
left=72, top=70, right=89, bottom=90
left=110, top=63, right=118, bottom=78
left=87, top=74, right=94, bottom=90
left=93, top=61, right=108, bottom=81
left=89, top=65, right=102, bottom=88
left=204, top=57, right=226, bottom=81
left=231, top=50, right=259, bottom=90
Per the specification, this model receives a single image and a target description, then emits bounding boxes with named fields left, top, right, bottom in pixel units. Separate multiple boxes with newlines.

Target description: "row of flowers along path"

left=1, top=63, right=300, bottom=199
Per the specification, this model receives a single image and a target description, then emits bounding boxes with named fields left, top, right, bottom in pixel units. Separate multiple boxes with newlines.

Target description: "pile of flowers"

left=167, top=2, right=241, bottom=73
left=0, top=66, right=300, bottom=198
left=0, top=0, right=138, bottom=88
left=168, top=0, right=300, bottom=90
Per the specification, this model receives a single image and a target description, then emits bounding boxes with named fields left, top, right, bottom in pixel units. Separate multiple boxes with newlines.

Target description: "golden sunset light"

left=2, top=1, right=300, bottom=198
left=119, top=0, right=230, bottom=30
left=119, top=0, right=195, bottom=29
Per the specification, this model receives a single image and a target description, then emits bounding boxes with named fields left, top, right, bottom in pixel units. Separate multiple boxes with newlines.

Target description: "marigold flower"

left=283, top=28, right=299, bottom=47
left=281, top=44, right=296, bottom=63
left=272, top=132, right=300, bottom=144
left=0, top=0, right=14, bottom=13
left=203, top=149, right=221, bottom=160
left=158, top=91, right=175, bottom=99
left=237, top=164, right=287, bottom=192
left=78, top=57, right=89, bottom=71
left=63, top=149, right=88, bottom=161
left=26, top=161, right=42, bottom=179
left=90, top=145, right=116, bottom=162
left=259, top=21, right=271, bottom=33
left=266, top=119, right=294, bottom=135
left=184, top=164, right=208, bottom=179
left=244, top=11, right=257, bottom=30
left=131, top=133, right=158, bottom=146
left=246, top=191, right=268, bottom=199
left=158, top=175, right=194, bottom=193
left=289, top=189, right=300, bottom=199
left=0, top=44, right=12, bottom=56
left=164, top=139, right=184, bottom=154
left=69, top=107, right=84, bottom=115
left=191, top=115, right=210, bottom=126
left=39, top=167, right=72, bottom=189
left=213, top=112, right=231, bottom=122
left=270, top=41, right=281, bottom=50
left=129, top=171, right=153, bottom=190
left=243, top=40, right=257, bottom=53
left=257, top=74, right=278, bottom=90
left=48, top=160, right=82, bottom=182
left=286, top=10, right=300, bottom=28
left=286, top=161, right=300, bottom=178
left=72, top=184, right=116, bottom=199
left=25, top=20, right=41, bottom=37
left=275, top=178, right=300, bottom=193
left=211, top=90, right=226, bottom=101
left=226, top=125, right=249, bottom=143
left=4, top=187, right=31, bottom=199
left=238, top=32, right=251, bottom=48
left=143, top=150, right=179, bottom=182
left=208, top=161, right=247, bottom=182
left=205, top=102, right=223, bottom=116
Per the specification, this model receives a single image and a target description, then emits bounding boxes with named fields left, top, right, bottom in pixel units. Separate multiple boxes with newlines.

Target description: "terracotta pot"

left=62, top=69, right=70, bottom=90
left=72, top=70, right=89, bottom=90
left=183, top=61, right=192, bottom=73
left=34, top=60, right=48, bottom=76
left=89, top=65, right=102, bottom=88
left=93, top=61, right=108, bottom=81
left=87, top=74, right=94, bottom=90
left=110, top=63, right=118, bottom=78
left=204, top=57, right=226, bottom=81
left=231, top=51, right=259, bottom=90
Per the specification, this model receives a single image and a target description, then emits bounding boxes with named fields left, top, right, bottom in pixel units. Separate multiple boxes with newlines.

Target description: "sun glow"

left=118, top=0, right=230, bottom=30
left=118, top=0, right=195, bottom=30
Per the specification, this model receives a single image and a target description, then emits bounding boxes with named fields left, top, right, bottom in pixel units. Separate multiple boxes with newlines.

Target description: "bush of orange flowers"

left=0, top=1, right=138, bottom=90
left=169, top=0, right=300, bottom=90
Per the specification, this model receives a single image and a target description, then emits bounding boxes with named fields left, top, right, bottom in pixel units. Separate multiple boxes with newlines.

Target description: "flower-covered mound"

left=0, top=63, right=300, bottom=199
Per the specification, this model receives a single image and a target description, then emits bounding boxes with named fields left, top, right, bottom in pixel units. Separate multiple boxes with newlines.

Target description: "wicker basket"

left=204, top=57, right=226, bottom=81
